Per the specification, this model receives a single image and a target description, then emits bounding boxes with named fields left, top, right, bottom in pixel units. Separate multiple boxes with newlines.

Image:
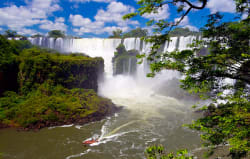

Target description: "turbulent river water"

left=0, top=36, right=205, bottom=159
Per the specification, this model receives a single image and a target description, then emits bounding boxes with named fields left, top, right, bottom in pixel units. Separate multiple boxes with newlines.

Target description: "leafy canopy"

left=109, top=28, right=148, bottom=38
left=124, top=0, right=250, bottom=158
left=48, top=30, right=65, bottom=38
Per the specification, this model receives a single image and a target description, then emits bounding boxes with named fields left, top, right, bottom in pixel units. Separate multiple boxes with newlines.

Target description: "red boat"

left=82, top=139, right=98, bottom=145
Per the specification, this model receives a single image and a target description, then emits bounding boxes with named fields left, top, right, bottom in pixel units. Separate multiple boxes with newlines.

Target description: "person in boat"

left=82, top=136, right=99, bottom=145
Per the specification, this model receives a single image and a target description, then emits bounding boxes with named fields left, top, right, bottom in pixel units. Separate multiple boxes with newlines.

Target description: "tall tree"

left=4, top=30, right=17, bottom=38
left=123, top=27, right=148, bottom=38
left=124, top=0, right=250, bottom=158
left=109, top=29, right=123, bottom=38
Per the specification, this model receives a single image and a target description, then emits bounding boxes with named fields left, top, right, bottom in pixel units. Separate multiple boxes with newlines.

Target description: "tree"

left=124, top=0, right=250, bottom=158
left=48, top=30, right=65, bottom=38
left=109, top=29, right=123, bottom=38
left=4, top=30, right=17, bottom=38
left=169, top=27, right=200, bottom=37
left=31, top=34, right=43, bottom=38
left=146, top=145, right=193, bottom=159
left=123, top=27, right=148, bottom=38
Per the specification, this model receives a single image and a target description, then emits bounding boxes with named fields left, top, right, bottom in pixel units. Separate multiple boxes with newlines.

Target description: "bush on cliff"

left=112, top=44, right=139, bottom=75
left=18, top=48, right=104, bottom=94
left=0, top=35, right=32, bottom=96
left=0, top=81, right=115, bottom=128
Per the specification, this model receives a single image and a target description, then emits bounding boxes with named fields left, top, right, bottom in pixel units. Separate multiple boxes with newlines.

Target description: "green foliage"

left=122, top=13, right=138, bottom=20
left=169, top=28, right=201, bottom=37
left=123, top=28, right=148, bottom=38
left=18, top=48, right=103, bottom=94
left=0, top=35, right=17, bottom=70
left=0, top=35, right=32, bottom=96
left=0, top=82, right=113, bottom=127
left=31, top=34, right=44, bottom=38
left=188, top=92, right=250, bottom=157
left=124, top=0, right=250, bottom=158
left=146, top=145, right=193, bottom=159
left=109, top=29, right=123, bottom=38
left=0, top=39, right=108, bottom=129
left=9, top=40, right=32, bottom=53
left=115, top=44, right=127, bottom=55
left=48, top=30, right=65, bottom=38
left=109, top=28, right=148, bottom=38
left=4, top=30, right=17, bottom=38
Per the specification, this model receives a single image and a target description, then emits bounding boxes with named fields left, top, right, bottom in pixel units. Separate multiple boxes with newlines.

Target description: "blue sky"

left=0, top=0, right=242, bottom=38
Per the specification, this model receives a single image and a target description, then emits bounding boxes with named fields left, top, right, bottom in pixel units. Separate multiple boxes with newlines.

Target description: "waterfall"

left=128, top=58, right=132, bottom=75
left=28, top=36, right=198, bottom=76
left=178, top=36, right=197, bottom=51
left=163, top=37, right=178, bottom=52
left=123, top=38, right=141, bottom=51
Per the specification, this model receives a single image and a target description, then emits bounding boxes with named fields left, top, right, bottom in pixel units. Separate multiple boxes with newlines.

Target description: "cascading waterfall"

left=28, top=36, right=199, bottom=76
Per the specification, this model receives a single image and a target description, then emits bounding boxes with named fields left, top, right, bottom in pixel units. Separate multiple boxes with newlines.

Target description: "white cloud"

left=95, top=1, right=136, bottom=24
left=142, top=5, right=170, bottom=20
left=207, top=0, right=236, bottom=13
left=70, top=1, right=139, bottom=35
left=242, top=13, right=248, bottom=20
left=69, top=14, right=92, bottom=27
left=174, top=16, right=189, bottom=26
left=55, top=17, right=65, bottom=23
left=0, top=27, right=2, bottom=31
left=183, top=25, right=199, bottom=32
left=39, top=19, right=67, bottom=31
left=74, top=25, right=129, bottom=35
left=70, top=0, right=115, bottom=3
left=0, top=0, right=63, bottom=34
left=174, top=16, right=198, bottom=32
left=17, top=28, right=41, bottom=35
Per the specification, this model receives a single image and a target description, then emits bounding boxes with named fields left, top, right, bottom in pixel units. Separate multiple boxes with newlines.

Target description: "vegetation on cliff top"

left=169, top=28, right=201, bottom=37
left=0, top=82, right=115, bottom=128
left=18, top=47, right=103, bottom=94
left=48, top=30, right=66, bottom=38
left=109, top=27, right=148, bottom=38
left=112, top=44, right=139, bottom=75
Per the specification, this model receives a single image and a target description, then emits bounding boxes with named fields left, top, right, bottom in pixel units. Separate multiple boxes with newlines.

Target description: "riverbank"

left=0, top=99, right=122, bottom=131
left=6, top=104, right=121, bottom=132
left=0, top=85, right=121, bottom=131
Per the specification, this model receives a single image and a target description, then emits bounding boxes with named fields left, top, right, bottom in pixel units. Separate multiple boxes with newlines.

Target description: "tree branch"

left=182, top=0, right=207, bottom=10
left=166, top=0, right=207, bottom=34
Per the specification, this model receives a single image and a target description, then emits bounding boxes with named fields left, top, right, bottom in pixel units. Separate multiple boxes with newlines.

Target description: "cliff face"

left=18, top=49, right=104, bottom=94
left=0, top=35, right=29, bottom=97
left=0, top=69, right=19, bottom=96
left=112, top=44, right=139, bottom=75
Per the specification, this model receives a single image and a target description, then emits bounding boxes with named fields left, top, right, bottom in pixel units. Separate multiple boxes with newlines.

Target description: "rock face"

left=112, top=44, right=139, bottom=75
left=0, top=70, right=19, bottom=96
left=18, top=49, right=104, bottom=94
